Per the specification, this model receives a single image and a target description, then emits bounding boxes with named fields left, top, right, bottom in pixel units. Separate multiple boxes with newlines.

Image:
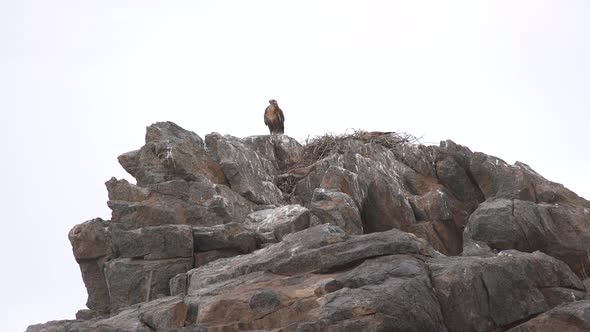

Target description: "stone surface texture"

left=29, top=122, right=590, bottom=331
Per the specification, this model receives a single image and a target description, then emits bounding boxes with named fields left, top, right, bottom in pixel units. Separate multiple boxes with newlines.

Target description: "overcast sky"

left=2, top=1, right=589, bottom=330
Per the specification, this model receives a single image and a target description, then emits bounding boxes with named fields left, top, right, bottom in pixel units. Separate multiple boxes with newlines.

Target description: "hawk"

left=264, top=99, right=285, bottom=135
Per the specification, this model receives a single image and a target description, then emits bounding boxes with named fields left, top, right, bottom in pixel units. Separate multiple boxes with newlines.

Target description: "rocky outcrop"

left=29, top=122, right=590, bottom=331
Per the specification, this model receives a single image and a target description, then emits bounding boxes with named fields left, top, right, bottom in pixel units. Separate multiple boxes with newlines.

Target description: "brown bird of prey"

left=264, top=99, right=285, bottom=134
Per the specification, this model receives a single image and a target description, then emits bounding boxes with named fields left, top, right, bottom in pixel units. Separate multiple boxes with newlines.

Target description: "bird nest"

left=276, top=130, right=421, bottom=195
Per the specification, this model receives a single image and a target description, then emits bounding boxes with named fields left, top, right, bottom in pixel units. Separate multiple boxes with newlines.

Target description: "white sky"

left=1, top=1, right=589, bottom=330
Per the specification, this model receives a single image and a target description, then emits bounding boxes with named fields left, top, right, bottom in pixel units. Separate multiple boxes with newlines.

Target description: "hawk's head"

left=269, top=99, right=278, bottom=105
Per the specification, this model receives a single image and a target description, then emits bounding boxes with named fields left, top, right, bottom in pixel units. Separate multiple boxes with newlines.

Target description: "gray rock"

left=319, top=165, right=364, bottom=208
left=311, top=189, right=363, bottom=235
left=105, top=177, right=149, bottom=202
left=192, top=223, right=257, bottom=254
left=248, top=288, right=282, bottom=315
left=185, top=225, right=434, bottom=293
left=68, top=218, right=111, bottom=261
left=107, top=177, right=254, bottom=228
left=242, top=134, right=304, bottom=170
left=30, top=125, right=590, bottom=331
left=174, top=230, right=443, bottom=331
left=469, top=152, right=537, bottom=201
left=104, top=257, right=193, bottom=310
left=464, top=198, right=590, bottom=276
left=121, top=122, right=227, bottom=186
left=293, top=154, right=342, bottom=204
left=68, top=219, right=112, bottom=313
left=436, top=155, right=484, bottom=202
left=110, top=225, right=193, bottom=260
left=245, top=204, right=311, bottom=242
left=507, top=300, right=590, bottom=332
left=78, top=258, right=110, bottom=313
left=193, top=249, right=242, bottom=268
left=464, top=199, right=545, bottom=252
left=205, top=133, right=283, bottom=205
left=316, top=256, right=447, bottom=332
left=429, top=250, right=585, bottom=332
left=361, top=179, right=416, bottom=233
left=390, top=142, right=437, bottom=177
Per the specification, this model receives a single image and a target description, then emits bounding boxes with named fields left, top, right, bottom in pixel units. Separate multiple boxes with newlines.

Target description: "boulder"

left=77, top=258, right=110, bottom=313
left=119, top=122, right=226, bottom=186
left=507, top=300, right=590, bottom=332
left=319, top=165, right=364, bottom=208
left=245, top=204, right=311, bottom=242
left=107, top=177, right=254, bottom=228
left=185, top=225, right=436, bottom=293
left=436, top=155, right=484, bottom=202
left=205, top=133, right=283, bottom=205
left=361, top=179, right=416, bottom=233
left=192, top=223, right=258, bottom=254
left=68, top=218, right=111, bottom=261
left=242, top=134, right=304, bottom=170
left=464, top=198, right=590, bottom=276
left=310, top=189, right=363, bottom=235
left=469, top=153, right=537, bottom=201
left=110, top=224, right=193, bottom=260
left=68, top=219, right=112, bottom=313
left=175, top=226, right=444, bottom=331
left=104, top=257, right=193, bottom=310
left=429, top=250, right=586, bottom=332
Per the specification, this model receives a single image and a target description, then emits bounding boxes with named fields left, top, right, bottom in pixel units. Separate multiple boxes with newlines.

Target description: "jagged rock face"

left=30, top=122, right=590, bottom=331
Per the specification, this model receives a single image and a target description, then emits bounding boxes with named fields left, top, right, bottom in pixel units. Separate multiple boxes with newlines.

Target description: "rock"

left=93, top=296, right=186, bottom=331
left=110, top=225, right=193, bottom=260
left=436, top=155, right=484, bottom=202
left=464, top=198, right=590, bottom=276
left=464, top=199, right=545, bottom=252
left=26, top=319, right=90, bottom=332
left=192, top=223, right=258, bottom=254
left=68, top=218, right=111, bottom=261
left=409, top=220, right=462, bottom=256
left=316, top=255, right=447, bottom=332
left=68, top=219, right=112, bottom=312
left=507, top=300, right=590, bottom=332
left=469, top=152, right=537, bottom=201
left=429, top=250, right=586, bottom=331
left=107, top=177, right=254, bottom=228
left=245, top=204, right=311, bottom=242
left=104, top=257, right=193, bottom=310
left=248, top=288, right=282, bottom=315
left=176, top=230, right=443, bottom=331
left=361, top=179, right=416, bottom=233
left=293, top=154, right=342, bottom=204
left=77, top=258, right=111, bottom=313
left=319, top=165, right=364, bottom=208
left=390, top=142, right=437, bottom=177
left=137, top=296, right=187, bottom=330
left=121, top=122, right=226, bottom=186
left=310, top=189, right=363, bottom=235
left=105, top=177, right=149, bottom=202
left=29, top=124, right=590, bottom=331
left=75, top=309, right=101, bottom=320
left=193, top=249, right=242, bottom=268
left=186, top=225, right=435, bottom=293
left=205, top=133, right=283, bottom=205
left=242, top=134, right=304, bottom=170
